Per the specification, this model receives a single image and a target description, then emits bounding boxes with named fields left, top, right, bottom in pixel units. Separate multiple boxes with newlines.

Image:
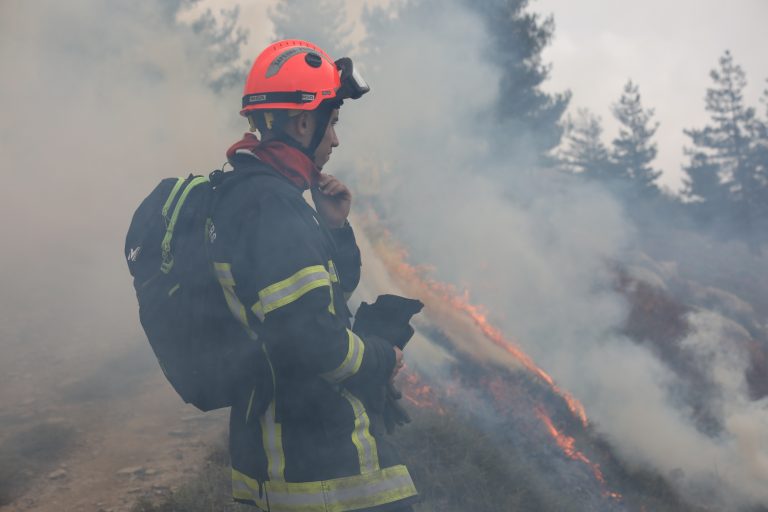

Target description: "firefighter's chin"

left=316, top=151, right=332, bottom=170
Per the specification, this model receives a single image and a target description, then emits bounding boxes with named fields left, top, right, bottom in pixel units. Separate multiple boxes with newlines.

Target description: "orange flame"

left=363, top=219, right=621, bottom=501
left=371, top=229, right=588, bottom=427
left=535, top=407, right=622, bottom=500
left=400, top=371, right=447, bottom=415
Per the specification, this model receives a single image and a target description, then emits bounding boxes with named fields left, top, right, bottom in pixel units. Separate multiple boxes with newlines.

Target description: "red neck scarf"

left=226, top=133, right=319, bottom=190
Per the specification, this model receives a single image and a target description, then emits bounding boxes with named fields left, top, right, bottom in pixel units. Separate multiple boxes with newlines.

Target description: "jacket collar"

left=226, top=133, right=320, bottom=190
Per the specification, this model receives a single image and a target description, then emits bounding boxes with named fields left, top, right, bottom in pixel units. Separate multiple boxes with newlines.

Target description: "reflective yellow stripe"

left=328, top=277, right=337, bottom=315
left=258, top=265, right=331, bottom=314
left=213, top=262, right=249, bottom=328
left=327, top=261, right=339, bottom=315
left=261, top=400, right=285, bottom=480
left=320, top=330, right=364, bottom=383
left=213, top=261, right=235, bottom=285
left=161, top=176, right=209, bottom=274
left=232, top=469, right=266, bottom=506
left=213, top=261, right=258, bottom=339
left=328, top=260, right=339, bottom=283
left=340, top=389, right=380, bottom=474
left=232, top=465, right=417, bottom=512
left=251, top=300, right=265, bottom=322
left=161, top=177, right=185, bottom=219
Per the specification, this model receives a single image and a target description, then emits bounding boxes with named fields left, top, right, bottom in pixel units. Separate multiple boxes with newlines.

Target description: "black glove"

left=383, top=381, right=411, bottom=434
left=353, top=294, right=423, bottom=434
left=352, top=294, right=424, bottom=349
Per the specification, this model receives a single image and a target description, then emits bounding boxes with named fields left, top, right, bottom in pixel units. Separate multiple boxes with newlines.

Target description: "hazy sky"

left=203, top=0, right=768, bottom=192
left=534, top=0, right=768, bottom=191
left=2, top=1, right=766, bottom=507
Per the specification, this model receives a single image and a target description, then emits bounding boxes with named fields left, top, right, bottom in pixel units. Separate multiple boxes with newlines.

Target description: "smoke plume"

left=3, top=0, right=768, bottom=510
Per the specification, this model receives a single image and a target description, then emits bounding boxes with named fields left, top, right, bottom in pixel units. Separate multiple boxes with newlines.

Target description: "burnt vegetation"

left=3, top=0, right=764, bottom=511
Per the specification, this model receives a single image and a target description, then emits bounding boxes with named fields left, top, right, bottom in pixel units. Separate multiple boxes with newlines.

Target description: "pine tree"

left=611, top=80, right=661, bottom=196
left=751, top=79, right=768, bottom=233
left=558, top=109, right=616, bottom=181
left=762, top=79, right=768, bottom=119
left=270, top=0, right=353, bottom=58
left=683, top=51, right=763, bottom=232
left=464, top=0, right=570, bottom=165
left=191, top=6, right=249, bottom=92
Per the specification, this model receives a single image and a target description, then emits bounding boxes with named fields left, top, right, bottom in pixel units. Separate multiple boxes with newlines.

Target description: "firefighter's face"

left=313, top=109, right=340, bottom=170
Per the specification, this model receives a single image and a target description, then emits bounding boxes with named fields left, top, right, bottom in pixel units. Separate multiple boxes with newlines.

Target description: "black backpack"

left=124, top=171, right=267, bottom=412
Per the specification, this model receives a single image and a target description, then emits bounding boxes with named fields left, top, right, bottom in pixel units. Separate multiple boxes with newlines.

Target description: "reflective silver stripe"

left=251, top=300, right=265, bottom=322
left=327, top=472, right=414, bottom=505
left=259, top=265, right=331, bottom=314
left=320, top=330, right=364, bottom=383
left=232, top=475, right=254, bottom=501
left=340, top=389, right=379, bottom=474
left=232, top=469, right=267, bottom=508
left=261, top=401, right=285, bottom=480
left=260, top=465, right=417, bottom=511
left=214, top=262, right=235, bottom=284
left=328, top=260, right=339, bottom=283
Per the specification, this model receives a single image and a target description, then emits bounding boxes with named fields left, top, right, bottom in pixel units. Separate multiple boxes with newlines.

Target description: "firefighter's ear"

left=297, top=111, right=315, bottom=135
left=286, top=111, right=314, bottom=146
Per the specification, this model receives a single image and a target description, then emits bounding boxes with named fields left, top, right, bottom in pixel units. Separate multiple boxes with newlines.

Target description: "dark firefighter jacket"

left=208, top=154, right=418, bottom=512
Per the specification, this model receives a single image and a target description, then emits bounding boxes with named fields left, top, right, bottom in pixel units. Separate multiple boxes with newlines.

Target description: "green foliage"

left=611, top=80, right=661, bottom=196
left=683, top=51, right=768, bottom=237
left=467, top=0, right=571, bottom=164
left=191, top=6, right=250, bottom=92
left=558, top=109, right=617, bottom=181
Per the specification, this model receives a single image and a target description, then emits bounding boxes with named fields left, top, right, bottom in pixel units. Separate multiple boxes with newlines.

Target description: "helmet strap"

left=307, top=99, right=344, bottom=159
left=271, top=129, right=316, bottom=161
left=254, top=99, right=343, bottom=163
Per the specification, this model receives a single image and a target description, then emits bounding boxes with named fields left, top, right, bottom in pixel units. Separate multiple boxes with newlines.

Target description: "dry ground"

left=0, top=335, right=227, bottom=512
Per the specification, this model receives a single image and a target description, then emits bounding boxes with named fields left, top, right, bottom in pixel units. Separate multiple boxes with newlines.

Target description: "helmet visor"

left=335, top=57, right=370, bottom=100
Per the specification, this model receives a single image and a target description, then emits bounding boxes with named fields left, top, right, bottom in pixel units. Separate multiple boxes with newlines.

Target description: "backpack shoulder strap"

left=160, top=174, right=211, bottom=274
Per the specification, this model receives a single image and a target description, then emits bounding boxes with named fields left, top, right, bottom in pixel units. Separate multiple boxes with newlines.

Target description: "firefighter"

left=209, top=39, right=418, bottom=511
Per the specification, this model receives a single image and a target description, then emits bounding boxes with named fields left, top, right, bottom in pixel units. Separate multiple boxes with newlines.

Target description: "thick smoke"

left=308, top=0, right=767, bottom=508
left=0, top=0, right=254, bottom=404
left=3, top=0, right=768, bottom=509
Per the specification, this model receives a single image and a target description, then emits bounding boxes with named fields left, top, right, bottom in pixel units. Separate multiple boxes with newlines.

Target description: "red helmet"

left=240, top=39, right=370, bottom=117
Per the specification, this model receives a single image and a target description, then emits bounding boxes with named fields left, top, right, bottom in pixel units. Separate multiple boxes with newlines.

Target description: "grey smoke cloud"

left=0, top=0, right=240, bottom=389
left=3, top=0, right=767, bottom=509
left=322, top=0, right=768, bottom=508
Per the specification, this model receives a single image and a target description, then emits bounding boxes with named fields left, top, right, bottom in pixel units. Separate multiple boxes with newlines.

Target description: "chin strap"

left=271, top=129, right=316, bottom=160
left=307, top=99, right=344, bottom=157
left=256, top=98, right=344, bottom=161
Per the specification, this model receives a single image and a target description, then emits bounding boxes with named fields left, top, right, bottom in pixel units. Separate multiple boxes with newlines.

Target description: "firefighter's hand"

left=312, top=174, right=351, bottom=228
left=392, top=347, right=404, bottom=379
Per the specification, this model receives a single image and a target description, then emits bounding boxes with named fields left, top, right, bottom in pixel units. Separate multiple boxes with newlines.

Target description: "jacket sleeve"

left=232, top=192, right=394, bottom=386
left=328, top=222, right=361, bottom=295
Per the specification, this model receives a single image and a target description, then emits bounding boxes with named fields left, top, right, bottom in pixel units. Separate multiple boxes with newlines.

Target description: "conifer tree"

left=558, top=109, right=615, bottom=180
left=683, top=51, right=763, bottom=231
left=762, top=80, right=768, bottom=118
left=465, top=0, right=570, bottom=164
left=611, top=80, right=661, bottom=196
left=190, top=6, right=249, bottom=92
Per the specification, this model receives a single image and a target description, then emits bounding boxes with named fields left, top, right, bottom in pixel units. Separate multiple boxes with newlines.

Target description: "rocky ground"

left=0, top=335, right=227, bottom=512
